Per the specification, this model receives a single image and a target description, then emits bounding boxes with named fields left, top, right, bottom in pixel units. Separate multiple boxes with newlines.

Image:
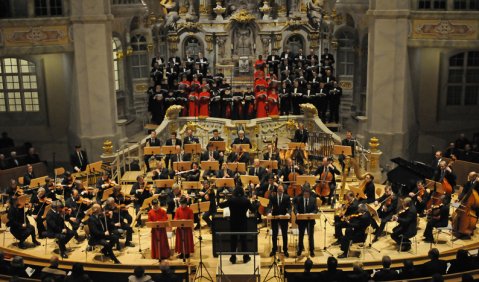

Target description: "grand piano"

left=386, top=157, right=436, bottom=195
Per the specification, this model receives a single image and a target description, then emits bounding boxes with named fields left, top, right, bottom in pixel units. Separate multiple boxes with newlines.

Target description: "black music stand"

left=192, top=201, right=213, bottom=281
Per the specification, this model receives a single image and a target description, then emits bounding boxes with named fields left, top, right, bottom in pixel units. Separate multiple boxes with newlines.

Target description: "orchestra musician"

left=267, top=185, right=291, bottom=257
left=7, top=197, right=41, bottom=249
left=171, top=145, right=190, bottom=164
left=185, top=162, right=201, bottom=181
left=294, top=188, right=318, bottom=257
left=231, top=130, right=252, bottom=149
left=279, top=158, right=304, bottom=186
left=391, top=197, right=417, bottom=252
left=216, top=162, right=233, bottom=179
left=333, top=191, right=359, bottom=243
left=199, top=180, right=217, bottom=229
left=46, top=201, right=76, bottom=258
left=431, top=150, right=443, bottom=168
left=210, top=129, right=224, bottom=142
left=174, top=196, right=194, bottom=259
left=96, top=173, right=115, bottom=203
left=60, top=171, right=75, bottom=199
left=293, top=123, right=309, bottom=144
left=248, top=158, right=267, bottom=183
left=104, top=197, right=135, bottom=250
left=87, top=203, right=121, bottom=264
left=165, top=132, right=182, bottom=169
left=23, top=164, right=35, bottom=186
left=201, top=143, right=223, bottom=171
left=183, top=129, right=200, bottom=145
left=258, top=176, right=278, bottom=198
left=65, top=189, right=89, bottom=237
left=314, top=157, right=340, bottom=205
left=70, top=145, right=88, bottom=172
left=337, top=204, right=371, bottom=258
left=144, top=131, right=162, bottom=172
left=130, top=175, right=153, bottom=218
left=360, top=174, right=376, bottom=204
left=423, top=195, right=450, bottom=243
left=152, top=161, right=171, bottom=182
left=227, top=145, right=249, bottom=166
left=44, top=177, right=60, bottom=201
left=167, top=184, right=182, bottom=218
left=409, top=180, right=430, bottom=217
left=372, top=186, right=398, bottom=242
left=218, top=186, right=254, bottom=264
left=29, top=187, right=49, bottom=238
left=6, top=178, right=22, bottom=204
left=148, top=199, right=170, bottom=260
left=434, top=160, right=457, bottom=192
left=458, top=172, right=478, bottom=201
left=263, top=144, right=280, bottom=165
left=111, top=186, right=133, bottom=225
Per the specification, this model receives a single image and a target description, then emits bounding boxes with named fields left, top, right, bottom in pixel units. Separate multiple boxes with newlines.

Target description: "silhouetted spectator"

left=399, top=259, right=417, bottom=280
left=293, top=258, right=318, bottom=281
left=9, top=256, right=26, bottom=278
left=319, top=256, right=345, bottom=282
left=128, top=266, right=152, bottom=282
left=461, top=273, right=474, bottom=282
left=431, top=273, right=444, bottom=282
left=25, top=147, right=40, bottom=164
left=374, top=255, right=398, bottom=281
left=64, top=263, right=92, bottom=282
left=0, top=154, right=8, bottom=170
left=449, top=249, right=474, bottom=274
left=153, top=262, right=180, bottom=282
left=9, top=151, right=21, bottom=167
left=347, top=261, right=369, bottom=282
left=421, top=248, right=447, bottom=276
left=455, top=133, right=471, bottom=150
left=41, top=255, right=66, bottom=282
left=0, top=251, right=10, bottom=274
left=0, top=132, right=14, bottom=148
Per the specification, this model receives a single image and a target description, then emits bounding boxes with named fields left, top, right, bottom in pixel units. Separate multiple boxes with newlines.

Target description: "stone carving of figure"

left=307, top=0, right=324, bottom=27
left=234, top=28, right=254, bottom=56
left=187, top=0, right=198, bottom=19
left=160, top=0, right=180, bottom=30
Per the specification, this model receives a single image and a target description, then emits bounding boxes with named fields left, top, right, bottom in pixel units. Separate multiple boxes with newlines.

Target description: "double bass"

left=315, top=161, right=333, bottom=197
left=287, top=161, right=302, bottom=198
left=451, top=185, right=479, bottom=237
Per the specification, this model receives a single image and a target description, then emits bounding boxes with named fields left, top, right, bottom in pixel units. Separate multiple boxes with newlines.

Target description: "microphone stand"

left=318, top=208, right=334, bottom=256
left=194, top=200, right=213, bottom=281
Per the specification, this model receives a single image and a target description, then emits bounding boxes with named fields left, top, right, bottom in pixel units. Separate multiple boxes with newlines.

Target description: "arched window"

left=446, top=51, right=479, bottom=106
left=0, top=58, right=40, bottom=112
left=130, top=34, right=149, bottom=79
left=112, top=37, right=122, bottom=91
left=336, top=30, right=355, bottom=76
left=285, top=35, right=304, bottom=55
left=34, top=0, right=63, bottom=16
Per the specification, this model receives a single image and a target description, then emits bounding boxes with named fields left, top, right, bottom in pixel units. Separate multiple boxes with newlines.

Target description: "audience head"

left=403, top=259, right=414, bottom=271
left=382, top=255, right=392, bottom=269
left=428, top=248, right=440, bottom=261
left=456, top=249, right=469, bottom=261
left=304, top=258, right=313, bottom=273
left=327, top=256, right=338, bottom=271
left=233, top=186, right=245, bottom=197
left=11, top=256, right=24, bottom=268
left=352, top=261, right=363, bottom=272
left=133, top=266, right=145, bottom=278
left=71, top=263, right=85, bottom=277
left=461, top=273, right=474, bottom=282
left=49, top=255, right=59, bottom=268
left=431, top=273, right=444, bottom=282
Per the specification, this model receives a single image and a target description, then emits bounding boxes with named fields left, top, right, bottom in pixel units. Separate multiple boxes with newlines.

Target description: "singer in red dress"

left=174, top=197, right=194, bottom=258
left=188, top=91, right=199, bottom=117
left=198, top=87, right=210, bottom=117
left=268, top=88, right=279, bottom=116
left=147, top=199, right=170, bottom=260
left=255, top=88, right=268, bottom=118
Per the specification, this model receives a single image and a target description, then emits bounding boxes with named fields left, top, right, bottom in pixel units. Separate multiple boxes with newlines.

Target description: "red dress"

left=255, top=60, right=266, bottom=71
left=199, top=91, right=210, bottom=117
left=148, top=208, right=170, bottom=260
left=256, top=90, right=268, bottom=118
left=268, top=91, right=279, bottom=116
left=254, top=70, right=265, bottom=81
left=188, top=92, right=199, bottom=117
left=174, top=206, right=194, bottom=254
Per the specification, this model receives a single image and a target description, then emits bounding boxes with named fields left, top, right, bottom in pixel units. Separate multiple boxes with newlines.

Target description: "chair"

left=433, top=224, right=457, bottom=248
left=399, top=218, right=419, bottom=254
left=0, top=213, right=14, bottom=246
left=83, top=225, right=105, bottom=262
left=348, top=226, right=379, bottom=260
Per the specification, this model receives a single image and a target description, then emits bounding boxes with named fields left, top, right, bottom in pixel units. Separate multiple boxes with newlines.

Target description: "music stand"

left=296, top=175, right=316, bottom=187
left=191, top=201, right=213, bottom=281
left=184, top=144, right=202, bottom=155
left=288, top=142, right=306, bottom=150
left=366, top=204, right=381, bottom=227
left=257, top=196, right=270, bottom=208
left=215, top=178, right=235, bottom=190
left=144, top=147, right=162, bottom=156
left=210, top=141, right=226, bottom=151
left=161, top=146, right=176, bottom=155
left=226, top=162, right=246, bottom=173
left=296, top=213, right=321, bottom=258
left=154, top=179, right=175, bottom=190
left=173, top=162, right=192, bottom=172
left=259, top=160, right=278, bottom=170
left=200, top=161, right=219, bottom=172
left=146, top=220, right=170, bottom=263
left=333, top=145, right=352, bottom=156
left=170, top=219, right=194, bottom=263
left=232, top=144, right=251, bottom=152
left=29, top=176, right=47, bottom=188
left=240, top=175, right=260, bottom=186
left=86, top=161, right=103, bottom=184
left=425, top=179, right=445, bottom=194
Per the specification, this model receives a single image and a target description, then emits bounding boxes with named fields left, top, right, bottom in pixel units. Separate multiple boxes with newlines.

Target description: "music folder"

left=182, top=181, right=201, bottom=190
left=29, top=176, right=48, bottom=188
left=257, top=196, right=270, bottom=207
left=190, top=201, right=210, bottom=214
left=259, top=160, right=278, bottom=169
left=295, top=175, right=316, bottom=186
left=200, top=161, right=219, bottom=171
left=161, top=146, right=176, bottom=155
left=333, top=145, right=352, bottom=156
left=210, top=141, right=226, bottom=151
left=226, top=162, right=246, bottom=173
left=240, top=175, right=260, bottom=185
left=296, top=213, right=321, bottom=220
left=86, top=161, right=103, bottom=173
left=146, top=221, right=170, bottom=229
left=184, top=143, right=202, bottom=154
left=215, top=178, right=235, bottom=188
left=170, top=219, right=194, bottom=229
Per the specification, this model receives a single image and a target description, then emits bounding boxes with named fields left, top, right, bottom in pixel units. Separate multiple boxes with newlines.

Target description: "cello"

left=315, top=160, right=333, bottom=198
left=287, top=160, right=302, bottom=198
left=451, top=180, right=479, bottom=237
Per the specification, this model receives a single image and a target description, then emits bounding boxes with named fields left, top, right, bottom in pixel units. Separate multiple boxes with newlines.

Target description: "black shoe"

left=243, top=256, right=251, bottom=264
left=32, top=240, right=41, bottom=246
left=284, top=251, right=289, bottom=258
left=194, top=224, right=200, bottom=230
left=18, top=242, right=27, bottom=249
left=60, top=252, right=68, bottom=259
left=310, top=251, right=315, bottom=257
left=372, top=237, right=379, bottom=243
left=112, top=257, right=121, bottom=264
left=116, top=244, right=122, bottom=251
left=269, top=251, right=275, bottom=257
left=400, top=245, right=411, bottom=252
left=296, top=250, right=302, bottom=257
left=337, top=252, right=347, bottom=259
left=125, top=241, right=135, bottom=248
left=87, top=246, right=93, bottom=252
left=229, top=256, right=236, bottom=264
left=423, top=238, right=434, bottom=243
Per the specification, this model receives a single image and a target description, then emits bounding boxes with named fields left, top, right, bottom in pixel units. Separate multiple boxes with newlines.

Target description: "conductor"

left=218, top=186, right=254, bottom=264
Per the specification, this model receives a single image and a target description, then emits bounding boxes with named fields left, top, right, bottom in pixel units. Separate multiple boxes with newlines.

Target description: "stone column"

left=367, top=137, right=383, bottom=183
left=366, top=0, right=415, bottom=166
left=69, top=0, right=120, bottom=161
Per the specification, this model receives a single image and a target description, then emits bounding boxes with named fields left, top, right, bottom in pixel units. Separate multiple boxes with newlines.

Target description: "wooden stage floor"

left=1, top=206, right=477, bottom=281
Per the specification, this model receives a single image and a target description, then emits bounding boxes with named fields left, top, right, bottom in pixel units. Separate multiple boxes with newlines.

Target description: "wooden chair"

left=83, top=225, right=105, bottom=262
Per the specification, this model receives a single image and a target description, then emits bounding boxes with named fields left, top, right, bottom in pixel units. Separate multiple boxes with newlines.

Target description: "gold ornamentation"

left=168, top=34, right=179, bottom=52
left=286, top=19, right=304, bottom=30
left=199, top=4, right=208, bottom=14
left=230, top=9, right=256, bottom=23
left=165, top=105, right=184, bottom=120
left=299, top=103, right=318, bottom=117
left=412, top=20, right=477, bottom=39
left=4, top=26, right=69, bottom=47
left=177, top=22, right=202, bottom=31
left=179, top=6, right=188, bottom=14
left=205, top=34, right=213, bottom=52
left=369, top=137, right=380, bottom=153
left=134, top=83, right=148, bottom=93
left=338, top=81, right=353, bottom=90
left=102, top=140, right=113, bottom=155
left=126, top=46, right=133, bottom=56
left=285, top=119, right=298, bottom=131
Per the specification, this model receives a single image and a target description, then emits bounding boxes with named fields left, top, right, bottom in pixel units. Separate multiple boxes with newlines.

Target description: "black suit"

left=209, top=136, right=225, bottom=142
left=293, top=129, right=309, bottom=143
left=171, top=153, right=190, bottom=163
left=391, top=206, right=417, bottom=248
left=144, top=137, right=162, bottom=171
left=23, top=172, right=35, bottom=186
left=183, top=136, right=199, bottom=145
left=340, top=212, right=371, bottom=254
left=363, top=181, right=376, bottom=204
left=70, top=150, right=88, bottom=171
left=319, top=270, right=345, bottom=282
left=216, top=169, right=233, bottom=179
left=232, top=137, right=252, bottom=148
left=164, top=138, right=182, bottom=169
left=248, top=166, right=266, bottom=183
left=267, top=192, right=291, bottom=253
left=334, top=199, right=359, bottom=238
left=374, top=268, right=398, bottom=281
left=87, top=214, right=119, bottom=260
left=218, top=195, right=254, bottom=260
left=226, top=151, right=249, bottom=165
left=420, top=259, right=447, bottom=276
left=46, top=209, right=75, bottom=254
left=423, top=204, right=449, bottom=240
left=314, top=165, right=340, bottom=203
left=294, top=196, right=318, bottom=252
left=433, top=167, right=457, bottom=188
